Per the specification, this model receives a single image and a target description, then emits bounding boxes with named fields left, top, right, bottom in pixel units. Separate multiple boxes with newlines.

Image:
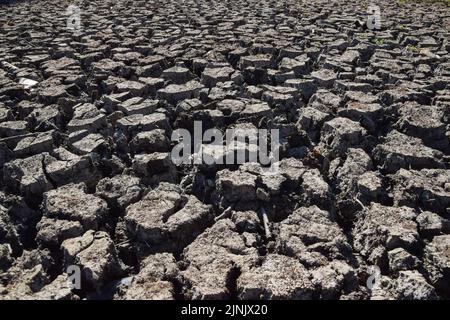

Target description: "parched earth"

left=0, top=0, right=449, bottom=300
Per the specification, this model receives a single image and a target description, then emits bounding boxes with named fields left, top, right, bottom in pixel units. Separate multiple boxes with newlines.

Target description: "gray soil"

left=0, top=0, right=449, bottom=300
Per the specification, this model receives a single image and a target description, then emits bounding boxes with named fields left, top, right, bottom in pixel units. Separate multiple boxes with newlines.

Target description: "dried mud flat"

left=0, top=0, right=450, bottom=300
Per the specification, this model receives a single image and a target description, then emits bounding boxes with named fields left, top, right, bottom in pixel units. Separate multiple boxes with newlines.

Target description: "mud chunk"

left=353, top=203, right=419, bottom=267
left=13, top=131, right=55, bottom=158
left=238, top=254, right=314, bottom=299
left=277, top=157, right=307, bottom=182
left=311, top=69, right=337, bottom=88
left=92, top=58, right=125, bottom=74
left=138, top=77, right=165, bottom=96
left=394, top=271, right=437, bottom=300
left=70, top=103, right=100, bottom=119
left=62, top=230, right=123, bottom=290
left=231, top=210, right=261, bottom=233
left=37, top=85, right=68, bottom=103
left=311, top=261, right=358, bottom=299
left=25, top=105, right=62, bottom=131
left=181, top=219, right=258, bottom=299
left=125, top=183, right=212, bottom=253
left=116, top=80, right=147, bottom=96
left=162, top=65, right=193, bottom=84
left=117, top=278, right=173, bottom=300
left=277, top=206, right=352, bottom=267
left=36, top=217, right=83, bottom=248
left=241, top=101, right=272, bottom=123
left=321, top=117, right=367, bottom=156
left=44, top=147, right=101, bottom=188
left=125, top=183, right=180, bottom=244
left=416, top=211, right=450, bottom=237
left=381, top=86, right=427, bottom=105
left=71, top=133, right=109, bottom=155
left=130, top=129, right=170, bottom=154
left=344, top=91, right=379, bottom=104
left=239, top=55, right=273, bottom=69
left=335, top=81, right=371, bottom=93
left=261, top=85, right=299, bottom=109
left=95, top=175, right=142, bottom=210
left=41, top=57, right=78, bottom=76
left=0, top=249, right=53, bottom=298
left=118, top=99, right=160, bottom=116
left=279, top=57, right=309, bottom=76
left=395, top=102, right=448, bottom=152
left=42, top=183, right=108, bottom=230
left=215, top=169, right=257, bottom=205
left=3, top=153, right=53, bottom=198
left=356, top=171, right=384, bottom=201
left=388, top=248, right=420, bottom=273
left=216, top=99, right=245, bottom=118
left=372, top=270, right=437, bottom=300
left=334, top=148, right=373, bottom=193
left=300, top=169, right=333, bottom=210
left=339, top=50, right=360, bottom=65
left=33, top=274, right=78, bottom=300
left=157, top=80, right=204, bottom=104
left=102, top=92, right=131, bottom=111
left=337, top=102, right=383, bottom=132
left=136, top=63, right=162, bottom=78
left=132, top=152, right=177, bottom=184
left=373, top=130, right=444, bottom=173
left=0, top=104, right=13, bottom=122
left=0, top=121, right=28, bottom=137
left=0, top=243, right=13, bottom=271
left=389, top=168, right=450, bottom=214
left=116, top=112, right=170, bottom=136
left=308, top=89, right=342, bottom=113
left=424, top=235, right=450, bottom=295
left=297, top=107, right=332, bottom=141
left=115, top=253, right=179, bottom=300
left=67, top=113, right=106, bottom=134
left=0, top=205, right=21, bottom=255
left=201, top=67, right=235, bottom=87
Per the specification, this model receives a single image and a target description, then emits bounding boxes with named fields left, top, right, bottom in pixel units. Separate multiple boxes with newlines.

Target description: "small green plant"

left=399, top=24, right=409, bottom=31
left=406, top=45, right=420, bottom=53
left=372, top=38, right=385, bottom=46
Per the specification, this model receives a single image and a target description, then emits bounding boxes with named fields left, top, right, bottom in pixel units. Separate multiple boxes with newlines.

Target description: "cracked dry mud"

left=0, top=0, right=449, bottom=300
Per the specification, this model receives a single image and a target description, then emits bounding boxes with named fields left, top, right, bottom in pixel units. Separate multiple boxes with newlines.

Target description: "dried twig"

left=116, top=239, right=131, bottom=246
left=214, top=206, right=232, bottom=222
left=355, top=197, right=366, bottom=210
left=260, top=206, right=271, bottom=239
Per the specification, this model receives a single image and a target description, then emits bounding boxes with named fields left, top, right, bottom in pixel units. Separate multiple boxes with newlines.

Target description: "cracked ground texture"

left=0, top=0, right=449, bottom=300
